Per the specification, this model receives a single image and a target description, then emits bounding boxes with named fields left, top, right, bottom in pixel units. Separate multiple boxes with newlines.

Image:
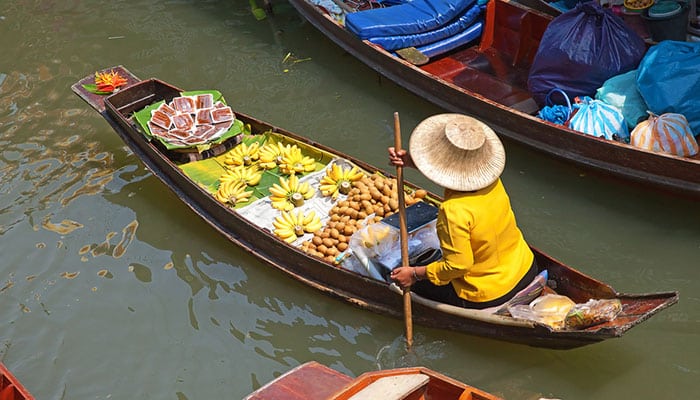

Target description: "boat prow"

left=243, top=361, right=502, bottom=400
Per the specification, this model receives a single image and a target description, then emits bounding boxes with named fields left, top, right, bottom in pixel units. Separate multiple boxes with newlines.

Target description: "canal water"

left=0, top=1, right=698, bottom=399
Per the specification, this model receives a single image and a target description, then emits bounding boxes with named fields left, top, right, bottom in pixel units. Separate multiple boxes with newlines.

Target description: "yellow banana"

left=302, top=210, right=316, bottom=225
left=318, top=163, right=365, bottom=199
left=224, top=142, right=260, bottom=166
left=279, top=145, right=316, bottom=175
left=220, top=165, right=262, bottom=187
left=330, top=163, right=342, bottom=181
left=269, top=175, right=316, bottom=211
left=272, top=209, right=322, bottom=242
left=259, top=142, right=287, bottom=169
left=343, top=166, right=364, bottom=182
left=214, top=180, right=253, bottom=206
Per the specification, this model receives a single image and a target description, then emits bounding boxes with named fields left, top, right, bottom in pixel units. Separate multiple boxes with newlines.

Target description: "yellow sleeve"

left=424, top=201, right=474, bottom=285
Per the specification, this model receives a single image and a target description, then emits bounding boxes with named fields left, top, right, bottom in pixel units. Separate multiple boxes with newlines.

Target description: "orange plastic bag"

left=631, top=112, right=699, bottom=156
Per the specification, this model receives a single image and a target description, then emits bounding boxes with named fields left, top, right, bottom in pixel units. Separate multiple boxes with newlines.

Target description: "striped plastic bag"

left=630, top=112, right=699, bottom=157
left=568, top=96, right=629, bottom=142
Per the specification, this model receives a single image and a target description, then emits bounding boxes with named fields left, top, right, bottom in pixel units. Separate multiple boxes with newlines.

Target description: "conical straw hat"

left=409, top=114, right=505, bottom=191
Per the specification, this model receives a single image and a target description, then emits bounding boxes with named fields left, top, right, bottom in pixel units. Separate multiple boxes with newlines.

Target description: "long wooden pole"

left=393, top=111, right=413, bottom=350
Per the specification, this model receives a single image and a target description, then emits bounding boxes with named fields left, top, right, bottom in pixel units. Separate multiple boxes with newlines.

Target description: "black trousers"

left=411, top=259, right=539, bottom=310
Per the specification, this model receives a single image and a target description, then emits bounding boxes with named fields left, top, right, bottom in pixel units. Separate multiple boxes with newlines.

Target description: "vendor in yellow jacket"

left=388, top=114, right=537, bottom=310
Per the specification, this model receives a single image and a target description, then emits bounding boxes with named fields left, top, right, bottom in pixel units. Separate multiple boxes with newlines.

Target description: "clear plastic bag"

left=344, top=219, right=440, bottom=282
left=564, top=298, right=623, bottom=329
left=508, top=294, right=576, bottom=329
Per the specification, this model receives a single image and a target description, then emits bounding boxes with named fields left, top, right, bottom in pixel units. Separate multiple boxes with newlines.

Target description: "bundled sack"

left=630, top=112, right=699, bottom=157
left=636, top=40, right=700, bottom=135
left=527, top=1, right=646, bottom=107
left=568, top=96, right=629, bottom=142
left=595, top=70, right=649, bottom=130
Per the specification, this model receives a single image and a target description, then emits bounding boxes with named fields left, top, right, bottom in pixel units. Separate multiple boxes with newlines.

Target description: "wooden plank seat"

left=345, top=374, right=430, bottom=400
left=419, top=0, right=549, bottom=114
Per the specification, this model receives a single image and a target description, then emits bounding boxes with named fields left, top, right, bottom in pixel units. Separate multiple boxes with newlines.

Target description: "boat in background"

left=243, top=361, right=502, bottom=399
left=72, top=66, right=678, bottom=349
left=0, top=362, right=35, bottom=400
left=286, top=0, right=700, bottom=198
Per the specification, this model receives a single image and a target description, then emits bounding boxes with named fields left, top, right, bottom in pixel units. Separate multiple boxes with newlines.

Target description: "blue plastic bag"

left=595, top=70, right=649, bottom=130
left=636, top=41, right=700, bottom=135
left=568, top=96, right=629, bottom=142
left=537, top=88, right=572, bottom=125
left=527, top=1, right=646, bottom=108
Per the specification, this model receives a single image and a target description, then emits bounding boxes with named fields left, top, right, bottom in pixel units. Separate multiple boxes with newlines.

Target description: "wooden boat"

left=0, top=362, right=35, bottom=400
left=243, top=360, right=501, bottom=400
left=285, top=0, right=700, bottom=198
left=72, top=66, right=678, bottom=349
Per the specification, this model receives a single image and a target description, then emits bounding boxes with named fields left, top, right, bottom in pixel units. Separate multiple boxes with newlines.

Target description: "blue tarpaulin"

left=345, top=0, right=477, bottom=39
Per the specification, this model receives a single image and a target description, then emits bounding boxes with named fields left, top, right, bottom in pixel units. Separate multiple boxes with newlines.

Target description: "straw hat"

left=408, top=114, right=505, bottom=191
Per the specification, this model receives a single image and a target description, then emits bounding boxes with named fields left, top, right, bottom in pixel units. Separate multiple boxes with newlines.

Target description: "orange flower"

left=94, top=70, right=128, bottom=93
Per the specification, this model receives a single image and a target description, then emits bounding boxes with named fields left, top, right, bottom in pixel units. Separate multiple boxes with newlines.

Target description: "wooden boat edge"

left=244, top=361, right=503, bottom=400
left=0, top=361, right=36, bottom=400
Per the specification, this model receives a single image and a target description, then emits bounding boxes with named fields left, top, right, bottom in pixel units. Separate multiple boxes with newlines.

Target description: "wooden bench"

left=344, top=374, right=430, bottom=400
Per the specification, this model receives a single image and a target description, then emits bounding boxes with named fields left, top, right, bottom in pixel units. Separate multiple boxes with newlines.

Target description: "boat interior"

left=419, top=0, right=548, bottom=114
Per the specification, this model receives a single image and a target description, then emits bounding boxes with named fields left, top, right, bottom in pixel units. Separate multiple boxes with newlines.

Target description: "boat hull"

left=287, top=0, right=700, bottom=198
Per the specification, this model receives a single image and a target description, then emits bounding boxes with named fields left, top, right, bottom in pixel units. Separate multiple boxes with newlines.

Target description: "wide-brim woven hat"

left=409, top=114, right=505, bottom=191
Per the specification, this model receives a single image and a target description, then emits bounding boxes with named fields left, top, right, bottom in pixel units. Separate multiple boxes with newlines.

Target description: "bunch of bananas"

left=219, top=165, right=263, bottom=187
left=273, top=209, right=323, bottom=243
left=224, top=142, right=260, bottom=167
left=214, top=180, right=253, bottom=207
left=319, top=163, right=365, bottom=199
left=258, top=142, right=291, bottom=170
left=279, top=145, right=316, bottom=175
left=269, top=174, right=316, bottom=211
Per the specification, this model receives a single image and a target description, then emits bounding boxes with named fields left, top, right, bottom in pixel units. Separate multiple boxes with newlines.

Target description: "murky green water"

left=0, top=1, right=698, bottom=399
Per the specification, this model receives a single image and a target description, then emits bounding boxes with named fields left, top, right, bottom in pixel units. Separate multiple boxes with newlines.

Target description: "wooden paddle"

left=393, top=111, right=413, bottom=350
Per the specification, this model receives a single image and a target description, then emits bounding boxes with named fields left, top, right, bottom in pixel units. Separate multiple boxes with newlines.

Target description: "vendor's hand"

left=388, top=147, right=415, bottom=169
left=390, top=266, right=418, bottom=289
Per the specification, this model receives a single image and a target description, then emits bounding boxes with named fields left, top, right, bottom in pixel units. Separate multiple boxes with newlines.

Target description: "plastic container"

left=643, top=1, right=690, bottom=41
left=624, top=0, right=654, bottom=13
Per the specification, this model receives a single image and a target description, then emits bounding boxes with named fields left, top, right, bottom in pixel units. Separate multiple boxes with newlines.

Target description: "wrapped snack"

left=565, top=299, right=623, bottom=330
left=508, top=294, right=575, bottom=329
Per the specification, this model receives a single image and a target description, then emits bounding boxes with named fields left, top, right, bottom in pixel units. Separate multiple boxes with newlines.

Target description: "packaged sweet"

left=150, top=109, right=173, bottom=130
left=212, top=107, right=235, bottom=123
left=565, top=298, right=623, bottom=330
left=146, top=94, right=236, bottom=147
left=195, top=93, right=214, bottom=109
left=172, top=96, right=196, bottom=113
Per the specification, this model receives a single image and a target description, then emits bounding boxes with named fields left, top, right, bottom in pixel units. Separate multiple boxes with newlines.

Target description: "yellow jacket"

left=424, top=179, right=533, bottom=303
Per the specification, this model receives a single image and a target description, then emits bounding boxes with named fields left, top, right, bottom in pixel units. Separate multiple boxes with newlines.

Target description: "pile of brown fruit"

left=299, top=172, right=427, bottom=263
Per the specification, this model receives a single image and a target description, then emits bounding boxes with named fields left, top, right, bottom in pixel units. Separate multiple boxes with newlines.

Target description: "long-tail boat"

left=0, top=362, right=35, bottom=400
left=285, top=0, right=700, bottom=198
left=243, top=361, right=502, bottom=399
left=72, top=66, right=677, bottom=349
